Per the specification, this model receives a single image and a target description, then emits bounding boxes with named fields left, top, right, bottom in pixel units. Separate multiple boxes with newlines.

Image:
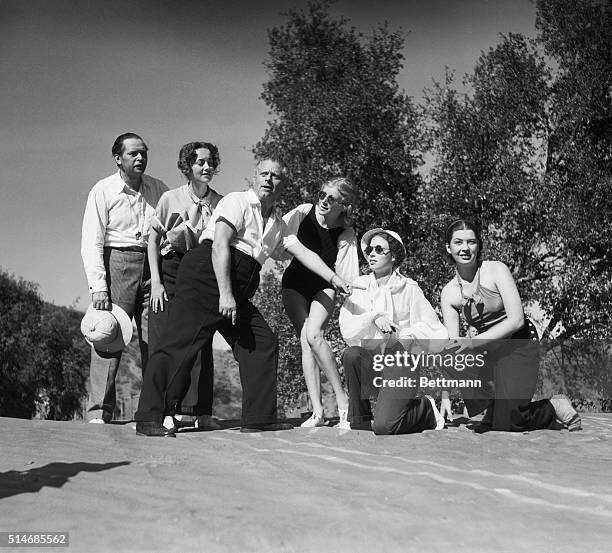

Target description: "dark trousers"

left=343, top=345, right=436, bottom=435
left=148, top=253, right=214, bottom=416
left=451, top=340, right=555, bottom=431
left=135, top=241, right=278, bottom=425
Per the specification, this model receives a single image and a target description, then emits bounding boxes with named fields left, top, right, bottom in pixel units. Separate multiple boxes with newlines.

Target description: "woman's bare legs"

left=282, top=289, right=324, bottom=417
left=306, top=289, right=349, bottom=414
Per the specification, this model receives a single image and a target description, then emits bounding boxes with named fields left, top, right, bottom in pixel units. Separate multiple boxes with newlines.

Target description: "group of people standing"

left=80, top=132, right=582, bottom=438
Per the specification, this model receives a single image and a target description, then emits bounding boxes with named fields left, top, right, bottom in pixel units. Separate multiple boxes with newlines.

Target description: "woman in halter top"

left=439, top=219, right=581, bottom=433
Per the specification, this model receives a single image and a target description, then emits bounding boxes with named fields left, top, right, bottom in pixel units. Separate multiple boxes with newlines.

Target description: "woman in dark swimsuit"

left=281, top=178, right=359, bottom=427
left=440, top=219, right=582, bottom=432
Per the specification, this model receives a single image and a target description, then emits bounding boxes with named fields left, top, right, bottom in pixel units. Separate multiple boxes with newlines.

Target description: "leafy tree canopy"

left=0, top=269, right=89, bottom=419
left=255, top=0, right=422, bottom=238
left=254, top=0, right=611, bottom=413
left=419, top=0, right=612, bottom=339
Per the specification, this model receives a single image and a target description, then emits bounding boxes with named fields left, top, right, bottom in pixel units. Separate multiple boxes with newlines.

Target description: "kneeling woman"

left=440, top=219, right=581, bottom=432
left=339, top=228, right=449, bottom=433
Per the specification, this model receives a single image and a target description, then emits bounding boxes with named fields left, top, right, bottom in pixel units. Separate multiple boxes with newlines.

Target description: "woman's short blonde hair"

left=321, top=177, right=356, bottom=226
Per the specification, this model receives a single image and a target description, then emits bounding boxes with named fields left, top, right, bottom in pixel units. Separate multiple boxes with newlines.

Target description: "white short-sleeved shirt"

left=200, top=188, right=298, bottom=265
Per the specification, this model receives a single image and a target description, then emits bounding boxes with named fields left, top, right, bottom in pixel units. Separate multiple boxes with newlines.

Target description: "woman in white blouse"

left=147, top=141, right=223, bottom=431
left=339, top=228, right=449, bottom=433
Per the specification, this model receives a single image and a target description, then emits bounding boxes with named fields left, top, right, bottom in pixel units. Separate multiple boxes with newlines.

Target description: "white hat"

left=80, top=304, right=133, bottom=352
left=360, top=228, right=406, bottom=257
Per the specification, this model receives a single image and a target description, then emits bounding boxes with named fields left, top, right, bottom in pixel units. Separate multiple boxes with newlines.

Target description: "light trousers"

left=86, top=247, right=149, bottom=422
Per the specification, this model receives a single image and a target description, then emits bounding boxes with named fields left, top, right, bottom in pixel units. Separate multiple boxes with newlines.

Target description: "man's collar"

left=111, top=170, right=148, bottom=195
left=246, top=187, right=260, bottom=205
left=245, top=187, right=282, bottom=220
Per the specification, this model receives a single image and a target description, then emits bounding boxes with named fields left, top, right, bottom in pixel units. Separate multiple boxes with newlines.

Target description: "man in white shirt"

left=81, top=133, right=168, bottom=423
left=135, top=159, right=355, bottom=436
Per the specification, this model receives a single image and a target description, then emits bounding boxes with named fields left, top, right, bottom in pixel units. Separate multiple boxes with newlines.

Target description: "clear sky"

left=0, top=0, right=537, bottom=310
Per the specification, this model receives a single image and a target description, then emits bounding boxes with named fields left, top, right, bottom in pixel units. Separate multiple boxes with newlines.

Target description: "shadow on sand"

left=175, top=417, right=306, bottom=433
left=0, top=461, right=130, bottom=499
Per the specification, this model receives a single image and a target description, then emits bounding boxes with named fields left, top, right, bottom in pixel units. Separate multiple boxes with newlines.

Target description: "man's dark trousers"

left=135, top=240, right=278, bottom=426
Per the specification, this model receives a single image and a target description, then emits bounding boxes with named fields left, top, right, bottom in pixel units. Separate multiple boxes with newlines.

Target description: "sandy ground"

left=1, top=414, right=611, bottom=553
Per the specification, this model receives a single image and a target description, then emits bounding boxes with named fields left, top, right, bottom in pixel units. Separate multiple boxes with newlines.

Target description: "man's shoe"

left=163, top=415, right=178, bottom=433
left=195, top=415, right=222, bottom=431
left=550, top=394, right=582, bottom=432
left=173, top=414, right=196, bottom=429
left=240, top=422, right=294, bottom=433
left=136, top=421, right=176, bottom=437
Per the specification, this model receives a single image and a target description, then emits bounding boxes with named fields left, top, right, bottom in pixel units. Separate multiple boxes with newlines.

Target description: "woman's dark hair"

left=112, top=132, right=146, bottom=157
left=444, top=219, right=483, bottom=262
left=177, top=142, right=221, bottom=177
left=368, top=231, right=406, bottom=268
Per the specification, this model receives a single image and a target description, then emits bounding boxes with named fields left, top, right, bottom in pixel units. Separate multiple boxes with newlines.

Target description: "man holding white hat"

left=81, top=304, right=133, bottom=354
left=81, top=132, right=167, bottom=423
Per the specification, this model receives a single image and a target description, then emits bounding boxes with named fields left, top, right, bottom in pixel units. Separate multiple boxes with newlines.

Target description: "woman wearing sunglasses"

left=281, top=178, right=359, bottom=427
left=439, top=219, right=581, bottom=432
left=339, top=228, right=449, bottom=433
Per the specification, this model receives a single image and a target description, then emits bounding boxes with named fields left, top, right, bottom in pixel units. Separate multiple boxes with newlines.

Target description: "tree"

left=255, top=0, right=422, bottom=238
left=533, top=0, right=612, bottom=340
left=252, top=0, right=611, bottom=413
left=416, top=33, right=550, bottom=296
left=253, top=1, right=424, bottom=413
left=0, top=271, right=43, bottom=418
left=418, top=0, right=612, bottom=341
left=0, top=269, right=89, bottom=419
left=34, top=304, right=89, bottom=420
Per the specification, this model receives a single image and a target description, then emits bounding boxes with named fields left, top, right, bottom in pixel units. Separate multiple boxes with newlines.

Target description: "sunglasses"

left=318, top=190, right=346, bottom=206
left=364, top=245, right=390, bottom=256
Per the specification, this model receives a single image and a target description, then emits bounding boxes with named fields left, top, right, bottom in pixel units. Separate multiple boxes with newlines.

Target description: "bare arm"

left=475, top=261, right=524, bottom=341
left=439, top=283, right=460, bottom=419
left=148, top=227, right=168, bottom=313
left=212, top=220, right=237, bottom=325
left=285, top=240, right=363, bottom=293
left=440, top=282, right=472, bottom=353
left=440, top=283, right=461, bottom=338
